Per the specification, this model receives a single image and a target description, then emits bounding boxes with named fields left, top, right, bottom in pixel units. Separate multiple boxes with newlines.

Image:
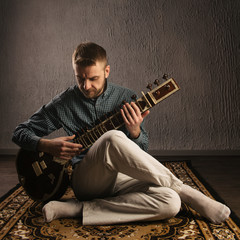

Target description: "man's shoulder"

left=52, top=85, right=78, bottom=102
left=45, top=86, right=80, bottom=109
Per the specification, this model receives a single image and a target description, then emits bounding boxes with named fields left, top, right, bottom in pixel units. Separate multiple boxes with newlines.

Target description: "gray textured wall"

left=1, top=0, right=240, bottom=154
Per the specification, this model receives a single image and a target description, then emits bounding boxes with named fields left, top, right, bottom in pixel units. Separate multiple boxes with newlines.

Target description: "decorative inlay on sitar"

left=16, top=76, right=180, bottom=202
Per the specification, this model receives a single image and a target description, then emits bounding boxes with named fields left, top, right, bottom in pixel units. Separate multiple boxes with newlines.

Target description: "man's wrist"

left=129, top=129, right=141, bottom=139
left=37, top=138, right=50, bottom=152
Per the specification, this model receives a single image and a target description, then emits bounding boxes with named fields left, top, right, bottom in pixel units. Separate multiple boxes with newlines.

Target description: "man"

left=12, top=42, right=230, bottom=225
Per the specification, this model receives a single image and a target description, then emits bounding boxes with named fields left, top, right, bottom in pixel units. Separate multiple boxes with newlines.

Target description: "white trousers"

left=72, top=130, right=183, bottom=225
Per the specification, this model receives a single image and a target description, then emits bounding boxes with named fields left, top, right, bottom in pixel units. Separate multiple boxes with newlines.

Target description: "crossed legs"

left=43, top=130, right=230, bottom=225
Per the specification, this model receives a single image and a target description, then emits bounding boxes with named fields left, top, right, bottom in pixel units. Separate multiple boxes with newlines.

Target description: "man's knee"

left=151, top=187, right=181, bottom=219
left=166, top=190, right=181, bottom=218
left=101, top=130, right=127, bottom=144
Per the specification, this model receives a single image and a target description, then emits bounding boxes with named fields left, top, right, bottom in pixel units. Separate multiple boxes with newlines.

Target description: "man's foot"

left=179, top=184, right=230, bottom=224
left=42, top=199, right=83, bottom=222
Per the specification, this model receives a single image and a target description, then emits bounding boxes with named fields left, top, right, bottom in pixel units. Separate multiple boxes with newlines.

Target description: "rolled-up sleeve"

left=12, top=102, right=62, bottom=151
left=130, top=126, right=149, bottom=152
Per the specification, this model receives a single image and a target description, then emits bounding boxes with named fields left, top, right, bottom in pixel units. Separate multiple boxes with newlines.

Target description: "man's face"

left=74, top=61, right=110, bottom=99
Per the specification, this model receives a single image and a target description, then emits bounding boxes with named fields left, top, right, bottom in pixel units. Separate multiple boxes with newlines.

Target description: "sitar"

left=16, top=76, right=180, bottom=202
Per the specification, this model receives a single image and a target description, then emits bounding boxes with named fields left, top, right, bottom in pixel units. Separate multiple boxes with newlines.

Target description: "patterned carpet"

left=0, top=161, right=239, bottom=240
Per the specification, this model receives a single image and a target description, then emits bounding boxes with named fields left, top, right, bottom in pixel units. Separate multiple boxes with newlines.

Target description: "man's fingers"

left=122, top=106, right=135, bottom=124
left=58, top=155, right=73, bottom=161
left=130, top=102, right=141, bottom=115
left=63, top=141, right=82, bottom=149
left=60, top=135, right=82, bottom=148
left=59, top=148, right=81, bottom=159
left=123, top=104, right=136, bottom=122
left=142, top=110, right=150, bottom=119
left=61, top=147, right=81, bottom=154
left=124, top=103, right=143, bottom=124
left=121, top=109, right=130, bottom=125
left=125, top=103, right=136, bottom=116
left=62, top=134, right=76, bottom=140
left=68, top=147, right=81, bottom=152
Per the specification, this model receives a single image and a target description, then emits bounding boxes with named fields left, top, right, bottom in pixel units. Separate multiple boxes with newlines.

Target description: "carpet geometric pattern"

left=0, top=161, right=239, bottom=239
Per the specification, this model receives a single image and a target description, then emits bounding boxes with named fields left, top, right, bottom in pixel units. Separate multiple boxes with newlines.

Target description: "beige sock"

left=179, top=184, right=230, bottom=224
left=42, top=199, right=83, bottom=223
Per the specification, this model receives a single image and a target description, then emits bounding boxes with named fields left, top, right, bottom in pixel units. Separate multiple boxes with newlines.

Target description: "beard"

left=80, top=78, right=106, bottom=99
left=81, top=88, right=103, bottom=99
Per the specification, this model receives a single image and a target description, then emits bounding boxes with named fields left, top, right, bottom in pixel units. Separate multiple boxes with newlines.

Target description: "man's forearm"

left=37, top=138, right=51, bottom=153
left=12, top=125, right=42, bottom=151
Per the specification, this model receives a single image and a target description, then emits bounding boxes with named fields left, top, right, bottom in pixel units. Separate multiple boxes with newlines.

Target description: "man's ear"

left=105, top=65, right=110, bottom=78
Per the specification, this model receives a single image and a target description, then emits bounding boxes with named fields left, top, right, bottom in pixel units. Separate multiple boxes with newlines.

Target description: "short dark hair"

left=72, top=42, right=107, bottom=67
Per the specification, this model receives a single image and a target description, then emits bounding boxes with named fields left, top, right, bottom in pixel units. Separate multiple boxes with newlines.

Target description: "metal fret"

left=80, top=136, right=88, bottom=148
left=108, top=117, right=115, bottom=128
left=91, top=129, right=99, bottom=140
left=83, top=133, right=92, bottom=145
left=76, top=133, right=87, bottom=149
left=88, top=131, right=96, bottom=142
left=87, top=133, right=94, bottom=144
left=79, top=136, right=87, bottom=149
left=112, top=113, right=123, bottom=126
left=94, top=126, right=102, bottom=138
left=100, top=123, right=107, bottom=133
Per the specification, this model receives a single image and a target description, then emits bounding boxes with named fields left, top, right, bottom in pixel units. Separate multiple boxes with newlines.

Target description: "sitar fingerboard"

left=73, top=78, right=179, bottom=151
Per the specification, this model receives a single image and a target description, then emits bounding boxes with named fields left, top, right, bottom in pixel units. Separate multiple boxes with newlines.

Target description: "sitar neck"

left=74, top=78, right=179, bottom=151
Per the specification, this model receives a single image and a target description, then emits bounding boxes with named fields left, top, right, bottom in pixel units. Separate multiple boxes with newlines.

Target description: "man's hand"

left=121, top=102, right=150, bottom=139
left=38, top=135, right=83, bottom=161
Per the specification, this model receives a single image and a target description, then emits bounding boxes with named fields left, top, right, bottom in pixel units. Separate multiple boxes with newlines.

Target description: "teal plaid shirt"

left=12, top=81, right=148, bottom=165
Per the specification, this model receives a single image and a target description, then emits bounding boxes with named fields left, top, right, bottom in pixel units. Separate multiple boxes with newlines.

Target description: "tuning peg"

left=154, top=79, right=160, bottom=86
left=165, top=84, right=170, bottom=89
left=162, top=74, right=168, bottom=80
left=131, top=94, right=137, bottom=101
left=147, top=83, right=152, bottom=90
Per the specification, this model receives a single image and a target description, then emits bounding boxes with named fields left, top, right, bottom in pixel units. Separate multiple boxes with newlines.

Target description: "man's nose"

left=83, top=80, right=91, bottom=90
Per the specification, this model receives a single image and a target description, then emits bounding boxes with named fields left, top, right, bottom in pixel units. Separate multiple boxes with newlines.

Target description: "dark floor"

left=0, top=155, right=240, bottom=220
